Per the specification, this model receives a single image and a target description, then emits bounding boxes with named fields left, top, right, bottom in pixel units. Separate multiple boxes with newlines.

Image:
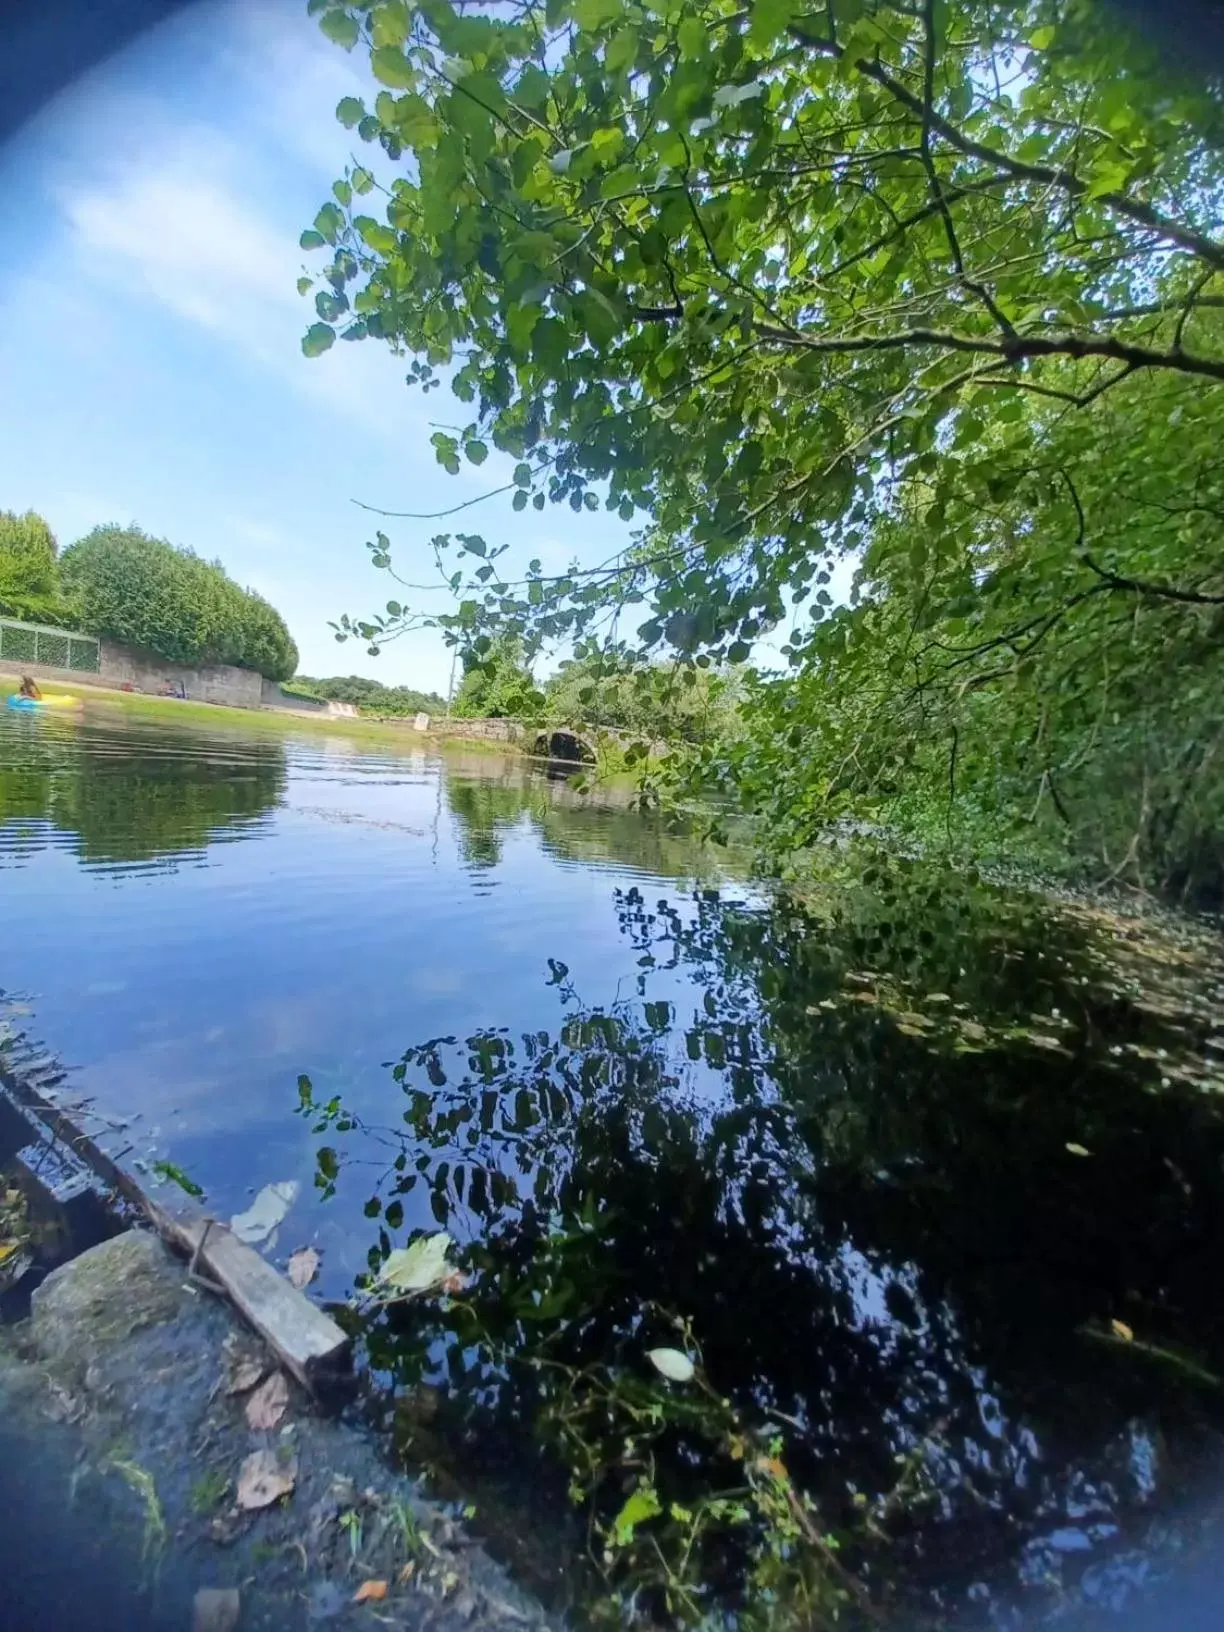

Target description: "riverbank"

left=0, top=674, right=520, bottom=757
left=0, top=1229, right=548, bottom=1632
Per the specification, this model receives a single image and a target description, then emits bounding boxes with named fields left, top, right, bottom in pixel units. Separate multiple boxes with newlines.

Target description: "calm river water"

left=3, top=704, right=1224, bottom=1628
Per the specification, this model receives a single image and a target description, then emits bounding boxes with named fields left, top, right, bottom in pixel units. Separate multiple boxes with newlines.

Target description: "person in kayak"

left=16, top=676, right=42, bottom=700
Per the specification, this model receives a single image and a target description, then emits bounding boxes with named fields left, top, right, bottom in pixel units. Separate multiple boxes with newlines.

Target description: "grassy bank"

left=0, top=674, right=517, bottom=755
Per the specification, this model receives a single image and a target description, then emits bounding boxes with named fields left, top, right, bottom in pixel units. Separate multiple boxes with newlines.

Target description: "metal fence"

left=0, top=617, right=100, bottom=674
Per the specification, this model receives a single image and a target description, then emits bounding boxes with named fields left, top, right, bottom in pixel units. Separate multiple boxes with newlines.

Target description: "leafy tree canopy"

left=304, top=0, right=1224, bottom=892
left=452, top=631, right=543, bottom=717
left=544, top=649, right=742, bottom=744
left=61, top=525, right=299, bottom=683
left=0, top=509, right=70, bottom=627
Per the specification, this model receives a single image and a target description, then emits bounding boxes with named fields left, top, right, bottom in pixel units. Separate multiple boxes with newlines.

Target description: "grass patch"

left=0, top=672, right=529, bottom=757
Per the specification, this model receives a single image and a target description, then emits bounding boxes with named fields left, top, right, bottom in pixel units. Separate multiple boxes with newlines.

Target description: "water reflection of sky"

left=0, top=714, right=745, bottom=1263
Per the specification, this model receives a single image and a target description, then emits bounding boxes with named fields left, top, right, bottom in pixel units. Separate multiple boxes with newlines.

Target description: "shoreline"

left=0, top=1041, right=551, bottom=1632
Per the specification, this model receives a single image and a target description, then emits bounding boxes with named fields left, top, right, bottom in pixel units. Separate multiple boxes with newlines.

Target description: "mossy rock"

left=30, top=1230, right=182, bottom=1379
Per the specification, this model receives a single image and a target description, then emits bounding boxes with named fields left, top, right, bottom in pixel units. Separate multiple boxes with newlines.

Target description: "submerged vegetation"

left=302, top=0, right=1224, bottom=903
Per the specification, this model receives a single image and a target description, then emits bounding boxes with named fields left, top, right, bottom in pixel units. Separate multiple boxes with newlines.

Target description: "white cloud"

left=44, top=1, right=423, bottom=439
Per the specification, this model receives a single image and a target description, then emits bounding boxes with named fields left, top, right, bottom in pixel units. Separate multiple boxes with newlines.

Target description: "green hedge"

left=61, top=525, right=298, bottom=682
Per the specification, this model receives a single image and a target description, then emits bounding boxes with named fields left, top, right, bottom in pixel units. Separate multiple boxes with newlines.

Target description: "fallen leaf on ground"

left=353, top=1580, right=388, bottom=1603
left=1110, top=1319, right=1135, bottom=1342
left=245, top=1371, right=289, bottom=1431
left=235, top=1449, right=296, bottom=1511
left=225, top=1358, right=266, bottom=1396
left=375, top=1233, right=453, bottom=1298
left=193, top=1586, right=241, bottom=1632
left=287, top=1246, right=320, bottom=1289
left=231, top=1181, right=299, bottom=1245
left=398, top=1562, right=416, bottom=1585
left=646, top=1347, right=695, bottom=1383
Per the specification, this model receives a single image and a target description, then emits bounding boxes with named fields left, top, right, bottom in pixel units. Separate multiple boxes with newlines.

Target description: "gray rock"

left=30, top=1229, right=183, bottom=1380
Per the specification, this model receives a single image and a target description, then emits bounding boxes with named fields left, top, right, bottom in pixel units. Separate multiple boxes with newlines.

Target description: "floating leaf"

left=235, top=1449, right=296, bottom=1511
left=287, top=1246, right=320, bottom=1289
left=231, top=1182, right=299, bottom=1245
left=375, top=1232, right=454, bottom=1297
left=646, top=1347, right=695, bottom=1383
left=245, top=1371, right=290, bottom=1432
left=353, top=1580, right=389, bottom=1603
left=612, top=1485, right=661, bottom=1544
left=150, top=1160, right=204, bottom=1199
left=1065, top=1142, right=1091, bottom=1157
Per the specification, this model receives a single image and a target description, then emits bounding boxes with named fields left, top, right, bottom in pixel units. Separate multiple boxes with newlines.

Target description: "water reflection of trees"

left=304, top=862, right=1224, bottom=1623
left=0, top=719, right=286, bottom=870
left=444, top=760, right=727, bottom=880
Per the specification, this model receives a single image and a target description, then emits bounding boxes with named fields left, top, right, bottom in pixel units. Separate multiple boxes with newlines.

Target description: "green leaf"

left=319, top=8, right=359, bottom=49
left=749, top=0, right=795, bottom=46
left=375, top=1232, right=454, bottom=1297
left=336, top=96, right=365, bottom=128
left=677, top=14, right=705, bottom=58
left=313, top=202, right=345, bottom=243
left=464, top=440, right=489, bottom=465
left=1029, top=24, right=1055, bottom=48
left=299, top=229, right=326, bottom=250
left=302, top=323, right=336, bottom=357
left=612, top=1485, right=662, bottom=1545
left=371, top=0, right=410, bottom=47
left=513, top=490, right=528, bottom=511
left=371, top=44, right=417, bottom=87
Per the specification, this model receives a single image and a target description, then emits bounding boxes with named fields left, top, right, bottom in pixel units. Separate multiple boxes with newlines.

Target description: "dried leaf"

left=353, top=1580, right=389, bottom=1603
left=1065, top=1142, right=1091, bottom=1157
left=245, top=1371, right=289, bottom=1431
left=235, top=1449, right=296, bottom=1511
left=375, top=1232, right=453, bottom=1298
left=193, top=1587, right=241, bottom=1632
left=646, top=1347, right=695, bottom=1383
left=287, top=1246, right=320, bottom=1289
left=1110, top=1318, right=1135, bottom=1343
left=231, top=1181, right=299, bottom=1246
left=225, top=1359, right=267, bottom=1397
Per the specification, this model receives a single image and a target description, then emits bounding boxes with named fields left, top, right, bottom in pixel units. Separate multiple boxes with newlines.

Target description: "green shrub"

left=452, top=636, right=542, bottom=719
left=61, top=525, right=298, bottom=681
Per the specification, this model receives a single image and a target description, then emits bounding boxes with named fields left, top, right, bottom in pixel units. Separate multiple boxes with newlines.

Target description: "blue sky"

left=0, top=0, right=639, bottom=693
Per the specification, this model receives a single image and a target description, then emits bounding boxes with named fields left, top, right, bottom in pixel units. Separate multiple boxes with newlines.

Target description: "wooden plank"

left=147, top=1200, right=352, bottom=1395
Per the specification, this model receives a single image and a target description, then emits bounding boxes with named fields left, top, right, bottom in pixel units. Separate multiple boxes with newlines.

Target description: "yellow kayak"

left=7, top=692, right=82, bottom=712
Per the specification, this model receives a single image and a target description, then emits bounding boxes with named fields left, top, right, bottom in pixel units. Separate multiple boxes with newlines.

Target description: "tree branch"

left=786, top=22, right=1224, bottom=270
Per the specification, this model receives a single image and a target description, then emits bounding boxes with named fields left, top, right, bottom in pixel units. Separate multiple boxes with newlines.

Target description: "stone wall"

left=1, top=643, right=264, bottom=707
left=98, top=640, right=263, bottom=708
left=431, top=717, right=523, bottom=742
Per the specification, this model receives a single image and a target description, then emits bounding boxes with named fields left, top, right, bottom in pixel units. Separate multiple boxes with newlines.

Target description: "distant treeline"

left=285, top=674, right=447, bottom=716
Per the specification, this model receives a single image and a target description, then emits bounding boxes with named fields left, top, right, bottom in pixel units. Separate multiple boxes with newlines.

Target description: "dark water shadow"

left=298, top=857, right=1224, bottom=1627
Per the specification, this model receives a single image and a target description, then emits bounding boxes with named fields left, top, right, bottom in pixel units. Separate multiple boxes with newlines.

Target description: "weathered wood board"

left=145, top=1200, right=352, bottom=1394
